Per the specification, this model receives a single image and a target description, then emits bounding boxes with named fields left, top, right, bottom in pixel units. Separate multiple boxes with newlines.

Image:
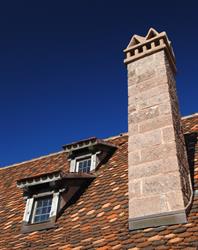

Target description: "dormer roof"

left=62, top=137, right=117, bottom=153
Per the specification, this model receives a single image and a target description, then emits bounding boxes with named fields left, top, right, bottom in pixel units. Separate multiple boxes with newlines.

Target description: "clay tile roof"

left=0, top=114, right=197, bottom=249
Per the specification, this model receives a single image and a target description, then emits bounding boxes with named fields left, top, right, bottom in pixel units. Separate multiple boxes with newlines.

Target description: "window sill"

left=21, top=218, right=57, bottom=233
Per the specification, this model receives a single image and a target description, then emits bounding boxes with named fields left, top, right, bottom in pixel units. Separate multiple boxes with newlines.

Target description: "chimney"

left=124, top=28, right=192, bottom=230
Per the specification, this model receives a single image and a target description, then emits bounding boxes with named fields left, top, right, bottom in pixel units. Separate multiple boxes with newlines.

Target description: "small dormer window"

left=63, top=137, right=117, bottom=174
left=68, top=153, right=96, bottom=173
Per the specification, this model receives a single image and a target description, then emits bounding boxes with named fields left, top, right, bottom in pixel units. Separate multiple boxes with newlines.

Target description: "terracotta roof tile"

left=0, top=115, right=198, bottom=249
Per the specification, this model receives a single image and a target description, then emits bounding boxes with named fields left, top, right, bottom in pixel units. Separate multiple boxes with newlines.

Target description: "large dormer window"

left=17, top=170, right=96, bottom=233
left=17, top=172, right=62, bottom=233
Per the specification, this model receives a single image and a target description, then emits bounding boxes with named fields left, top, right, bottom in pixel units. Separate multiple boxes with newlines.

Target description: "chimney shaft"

left=125, top=28, right=192, bottom=230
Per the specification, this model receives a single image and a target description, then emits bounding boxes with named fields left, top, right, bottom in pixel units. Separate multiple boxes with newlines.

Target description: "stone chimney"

left=124, top=28, right=192, bottom=230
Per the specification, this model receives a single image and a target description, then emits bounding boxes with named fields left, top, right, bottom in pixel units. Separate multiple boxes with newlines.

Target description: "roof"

left=0, top=114, right=197, bottom=249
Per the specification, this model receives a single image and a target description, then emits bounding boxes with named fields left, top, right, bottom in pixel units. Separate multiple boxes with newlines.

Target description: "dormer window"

left=69, top=153, right=98, bottom=173
left=17, top=170, right=96, bottom=233
left=17, top=171, right=62, bottom=233
left=63, top=137, right=117, bottom=174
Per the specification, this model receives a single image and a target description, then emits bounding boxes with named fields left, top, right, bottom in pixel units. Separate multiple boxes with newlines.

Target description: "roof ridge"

left=104, top=132, right=128, bottom=141
left=181, top=113, right=198, bottom=120
left=0, top=150, right=64, bottom=170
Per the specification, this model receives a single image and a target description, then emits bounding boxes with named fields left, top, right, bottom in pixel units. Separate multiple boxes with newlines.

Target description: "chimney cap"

left=124, top=28, right=176, bottom=73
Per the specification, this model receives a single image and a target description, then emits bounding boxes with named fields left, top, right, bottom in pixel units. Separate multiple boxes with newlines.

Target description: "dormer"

left=17, top=170, right=95, bottom=233
left=63, top=137, right=117, bottom=173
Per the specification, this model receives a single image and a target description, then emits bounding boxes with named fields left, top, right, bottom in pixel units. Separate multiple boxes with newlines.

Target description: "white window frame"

left=69, top=152, right=100, bottom=173
left=23, top=191, right=59, bottom=224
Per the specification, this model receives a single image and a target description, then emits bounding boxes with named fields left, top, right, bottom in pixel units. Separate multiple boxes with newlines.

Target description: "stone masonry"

left=124, top=28, right=192, bottom=230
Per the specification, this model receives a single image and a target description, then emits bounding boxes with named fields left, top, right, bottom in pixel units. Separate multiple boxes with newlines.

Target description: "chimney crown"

left=124, top=28, right=176, bottom=73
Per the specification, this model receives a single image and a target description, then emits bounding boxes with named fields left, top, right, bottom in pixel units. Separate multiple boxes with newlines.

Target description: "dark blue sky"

left=0, top=0, right=197, bottom=167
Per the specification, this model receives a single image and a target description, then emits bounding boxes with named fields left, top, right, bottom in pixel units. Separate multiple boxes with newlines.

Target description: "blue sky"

left=0, top=0, right=197, bottom=167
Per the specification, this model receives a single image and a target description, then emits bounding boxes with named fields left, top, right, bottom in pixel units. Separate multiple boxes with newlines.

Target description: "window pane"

left=37, top=200, right=43, bottom=208
left=34, top=216, right=40, bottom=223
left=43, top=200, right=49, bottom=206
left=42, top=207, right=47, bottom=213
left=88, top=159, right=91, bottom=166
left=83, top=161, right=87, bottom=168
left=35, top=208, right=42, bottom=214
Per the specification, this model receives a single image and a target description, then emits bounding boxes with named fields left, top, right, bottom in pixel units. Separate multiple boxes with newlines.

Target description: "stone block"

left=127, top=68, right=138, bottom=85
left=129, top=106, right=159, bottom=124
left=159, top=102, right=172, bottom=115
left=154, top=50, right=165, bottom=61
left=128, top=151, right=141, bottom=165
left=128, top=129, right=162, bottom=151
left=128, top=123, right=139, bottom=135
left=135, top=77, right=167, bottom=93
left=166, top=191, right=185, bottom=210
left=162, top=126, right=175, bottom=143
left=138, top=114, right=172, bottom=133
left=137, top=84, right=169, bottom=100
left=140, top=142, right=177, bottom=163
left=128, top=85, right=138, bottom=96
left=128, top=54, right=158, bottom=84
left=129, top=195, right=169, bottom=218
left=128, top=95, right=136, bottom=105
left=128, top=180, right=142, bottom=198
left=137, top=92, right=170, bottom=110
left=137, top=69, right=156, bottom=83
left=128, top=84, right=170, bottom=113
left=128, top=103, right=137, bottom=114
left=129, top=156, right=179, bottom=179
left=142, top=174, right=181, bottom=196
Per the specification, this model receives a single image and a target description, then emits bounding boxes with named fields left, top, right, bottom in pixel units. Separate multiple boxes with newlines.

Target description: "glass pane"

left=83, top=161, right=87, bottom=168
left=37, top=200, right=43, bottom=208
left=43, top=200, right=48, bottom=206
left=42, top=207, right=47, bottom=214
left=35, top=208, right=42, bottom=214
left=88, top=159, right=91, bottom=166
left=34, top=216, right=40, bottom=223
left=41, top=215, right=46, bottom=221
